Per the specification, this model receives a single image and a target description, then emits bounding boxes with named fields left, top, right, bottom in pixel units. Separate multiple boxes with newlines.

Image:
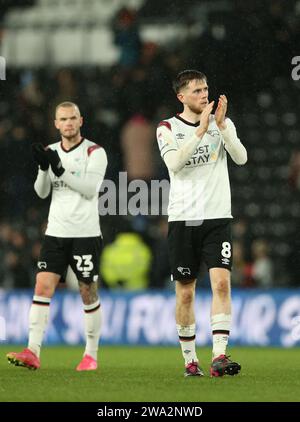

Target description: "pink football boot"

left=7, top=348, right=40, bottom=370
left=76, top=354, right=97, bottom=371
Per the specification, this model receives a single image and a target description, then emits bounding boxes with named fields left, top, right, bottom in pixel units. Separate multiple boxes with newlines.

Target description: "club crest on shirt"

left=207, top=130, right=220, bottom=138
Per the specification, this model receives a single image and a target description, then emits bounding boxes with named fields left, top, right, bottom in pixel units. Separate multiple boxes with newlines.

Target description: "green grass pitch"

left=0, top=346, right=299, bottom=402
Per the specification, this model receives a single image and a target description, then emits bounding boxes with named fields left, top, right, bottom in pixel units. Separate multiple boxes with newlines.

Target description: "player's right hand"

left=197, top=101, right=214, bottom=137
left=31, top=143, right=49, bottom=171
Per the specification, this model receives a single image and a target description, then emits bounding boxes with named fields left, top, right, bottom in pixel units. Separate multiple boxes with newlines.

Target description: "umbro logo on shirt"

left=176, top=133, right=185, bottom=140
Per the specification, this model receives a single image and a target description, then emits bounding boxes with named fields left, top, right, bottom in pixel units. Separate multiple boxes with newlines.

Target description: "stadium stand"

left=0, top=0, right=300, bottom=288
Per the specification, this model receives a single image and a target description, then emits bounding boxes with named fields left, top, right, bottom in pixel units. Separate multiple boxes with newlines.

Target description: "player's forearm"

left=221, top=123, right=247, bottom=165
left=164, top=133, right=204, bottom=173
left=34, top=169, right=51, bottom=198
left=61, top=171, right=105, bottom=199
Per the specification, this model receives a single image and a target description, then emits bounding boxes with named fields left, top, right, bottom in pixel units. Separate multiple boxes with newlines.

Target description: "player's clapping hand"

left=45, top=149, right=65, bottom=177
left=215, top=95, right=228, bottom=130
left=31, top=143, right=49, bottom=171
left=197, top=101, right=214, bottom=137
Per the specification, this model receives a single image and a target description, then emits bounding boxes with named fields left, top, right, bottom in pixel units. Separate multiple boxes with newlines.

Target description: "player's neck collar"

left=175, top=113, right=200, bottom=127
left=60, top=137, right=85, bottom=153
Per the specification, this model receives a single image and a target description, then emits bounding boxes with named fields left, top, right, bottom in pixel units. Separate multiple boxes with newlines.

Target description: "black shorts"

left=37, top=235, right=102, bottom=284
left=168, top=219, right=232, bottom=281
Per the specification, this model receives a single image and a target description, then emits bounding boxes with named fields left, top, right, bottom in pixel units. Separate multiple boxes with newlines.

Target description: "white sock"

left=176, top=324, right=198, bottom=365
left=28, top=295, right=51, bottom=358
left=211, top=313, right=231, bottom=359
left=83, top=299, right=102, bottom=361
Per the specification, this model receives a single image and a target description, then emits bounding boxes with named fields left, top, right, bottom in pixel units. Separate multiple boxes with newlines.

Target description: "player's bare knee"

left=79, top=280, right=98, bottom=305
left=79, top=285, right=89, bottom=304
left=178, top=286, right=195, bottom=305
left=212, top=278, right=230, bottom=297
left=82, top=292, right=99, bottom=305
left=35, top=272, right=60, bottom=297
left=35, top=278, right=53, bottom=297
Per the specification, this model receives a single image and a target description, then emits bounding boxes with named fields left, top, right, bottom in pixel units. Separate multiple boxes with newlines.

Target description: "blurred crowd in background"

left=0, top=0, right=300, bottom=289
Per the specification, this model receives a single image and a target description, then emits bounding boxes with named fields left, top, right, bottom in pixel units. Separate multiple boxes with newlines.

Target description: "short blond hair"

left=55, top=101, right=81, bottom=117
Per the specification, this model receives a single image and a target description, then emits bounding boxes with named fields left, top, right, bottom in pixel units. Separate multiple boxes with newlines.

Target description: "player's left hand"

left=31, top=143, right=49, bottom=171
left=215, top=95, right=227, bottom=130
left=45, top=149, right=65, bottom=177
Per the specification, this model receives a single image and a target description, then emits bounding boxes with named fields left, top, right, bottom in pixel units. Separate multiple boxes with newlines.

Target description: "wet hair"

left=172, top=70, right=207, bottom=94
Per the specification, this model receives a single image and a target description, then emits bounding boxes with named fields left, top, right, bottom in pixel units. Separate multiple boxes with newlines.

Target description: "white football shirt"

left=157, top=115, right=241, bottom=221
left=35, top=138, right=107, bottom=237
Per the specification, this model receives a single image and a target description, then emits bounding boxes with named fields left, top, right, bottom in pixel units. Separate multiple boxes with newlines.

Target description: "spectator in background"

left=150, top=217, right=170, bottom=288
left=139, top=42, right=168, bottom=113
left=5, top=125, right=33, bottom=218
left=3, top=251, right=31, bottom=288
left=250, top=239, right=273, bottom=288
left=0, top=211, right=50, bottom=289
left=288, top=150, right=300, bottom=190
left=113, top=8, right=142, bottom=69
left=0, top=224, right=31, bottom=288
left=231, top=240, right=248, bottom=287
left=120, top=67, right=156, bottom=121
left=232, top=218, right=252, bottom=262
left=263, top=0, right=293, bottom=79
left=100, top=232, right=152, bottom=290
left=286, top=150, right=300, bottom=285
left=120, top=114, right=155, bottom=181
left=19, top=70, right=47, bottom=141
left=0, top=223, right=12, bottom=285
